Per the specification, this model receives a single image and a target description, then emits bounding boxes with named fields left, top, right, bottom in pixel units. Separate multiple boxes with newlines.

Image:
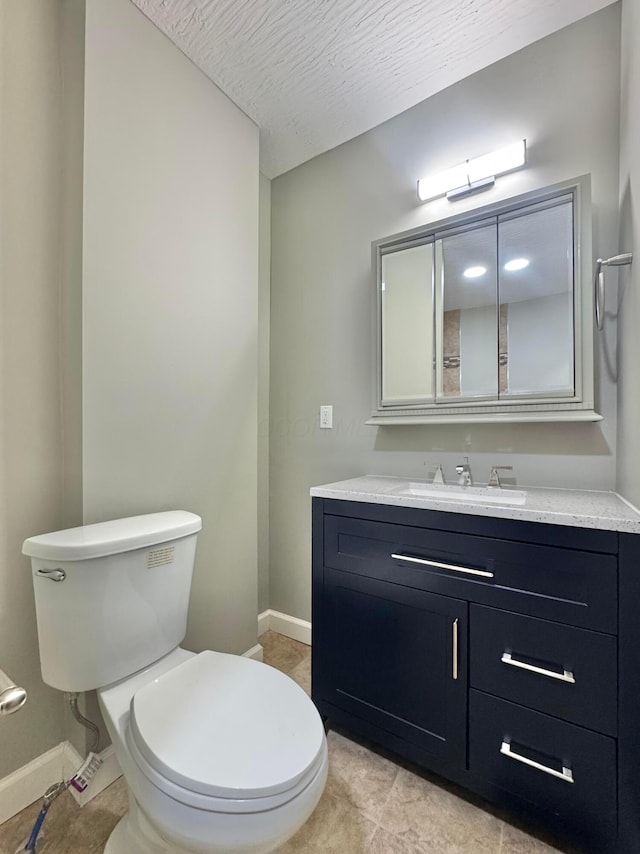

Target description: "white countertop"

left=310, top=475, right=640, bottom=534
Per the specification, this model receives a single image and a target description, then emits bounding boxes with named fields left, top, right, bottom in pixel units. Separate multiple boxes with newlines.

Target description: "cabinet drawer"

left=470, top=606, right=617, bottom=735
left=469, top=690, right=616, bottom=847
left=324, top=515, right=617, bottom=631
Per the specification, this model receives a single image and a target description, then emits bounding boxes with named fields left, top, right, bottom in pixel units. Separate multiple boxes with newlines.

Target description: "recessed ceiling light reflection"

left=503, top=257, right=530, bottom=272
left=463, top=265, right=487, bottom=278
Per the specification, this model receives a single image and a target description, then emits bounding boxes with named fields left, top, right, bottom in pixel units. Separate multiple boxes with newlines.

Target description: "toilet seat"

left=129, top=651, right=325, bottom=808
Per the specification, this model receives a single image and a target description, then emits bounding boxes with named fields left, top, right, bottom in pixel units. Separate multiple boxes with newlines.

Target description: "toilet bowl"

left=99, top=648, right=328, bottom=854
left=22, top=511, right=328, bottom=853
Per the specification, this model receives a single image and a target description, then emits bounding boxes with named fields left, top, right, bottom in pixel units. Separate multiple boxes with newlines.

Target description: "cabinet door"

left=436, top=223, right=499, bottom=402
left=321, top=568, right=467, bottom=765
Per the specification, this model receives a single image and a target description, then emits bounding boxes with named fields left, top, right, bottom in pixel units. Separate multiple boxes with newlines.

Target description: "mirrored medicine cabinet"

left=368, top=175, right=601, bottom=425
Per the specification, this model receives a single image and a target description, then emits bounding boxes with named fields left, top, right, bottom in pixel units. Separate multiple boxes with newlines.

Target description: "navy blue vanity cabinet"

left=312, top=497, right=640, bottom=854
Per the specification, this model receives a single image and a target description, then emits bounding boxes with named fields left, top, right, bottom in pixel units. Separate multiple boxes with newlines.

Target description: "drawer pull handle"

left=501, top=652, right=575, bottom=684
left=500, top=740, right=574, bottom=784
left=452, top=619, right=459, bottom=680
left=391, top=553, right=494, bottom=578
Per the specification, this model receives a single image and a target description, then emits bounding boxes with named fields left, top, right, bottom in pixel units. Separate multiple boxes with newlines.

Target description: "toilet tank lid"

left=22, top=511, right=202, bottom=561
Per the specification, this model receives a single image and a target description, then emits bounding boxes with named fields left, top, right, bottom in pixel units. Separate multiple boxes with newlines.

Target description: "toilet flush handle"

left=35, top=568, right=66, bottom=582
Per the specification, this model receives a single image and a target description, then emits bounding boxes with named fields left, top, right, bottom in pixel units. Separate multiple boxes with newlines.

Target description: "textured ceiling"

left=131, top=0, right=616, bottom=178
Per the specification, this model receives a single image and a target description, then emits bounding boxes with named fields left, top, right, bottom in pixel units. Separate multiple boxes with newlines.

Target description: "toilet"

left=22, top=511, right=328, bottom=854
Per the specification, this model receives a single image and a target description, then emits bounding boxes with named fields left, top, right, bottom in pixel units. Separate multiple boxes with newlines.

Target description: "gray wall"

left=258, top=174, right=272, bottom=615
left=82, top=0, right=260, bottom=656
left=60, top=0, right=85, bottom=534
left=0, top=0, right=85, bottom=778
left=616, top=0, right=640, bottom=504
left=270, top=6, right=621, bottom=621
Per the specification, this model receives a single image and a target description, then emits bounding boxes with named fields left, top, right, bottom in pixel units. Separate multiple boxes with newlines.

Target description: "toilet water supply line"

left=20, top=694, right=102, bottom=853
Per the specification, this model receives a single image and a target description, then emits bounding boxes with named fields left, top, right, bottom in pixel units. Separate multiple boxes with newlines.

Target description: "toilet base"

left=105, top=815, right=168, bottom=854
left=104, top=798, right=192, bottom=854
left=103, top=767, right=328, bottom=854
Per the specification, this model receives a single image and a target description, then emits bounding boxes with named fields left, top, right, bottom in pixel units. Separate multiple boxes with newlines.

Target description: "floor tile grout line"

left=497, top=819, right=505, bottom=853
left=371, top=768, right=417, bottom=851
left=365, top=781, right=385, bottom=849
left=286, top=650, right=311, bottom=676
left=375, top=764, right=400, bottom=830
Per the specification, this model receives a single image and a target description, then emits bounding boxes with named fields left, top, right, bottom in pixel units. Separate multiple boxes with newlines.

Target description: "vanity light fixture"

left=417, top=140, right=527, bottom=203
left=463, top=265, right=487, bottom=279
left=503, top=257, right=530, bottom=272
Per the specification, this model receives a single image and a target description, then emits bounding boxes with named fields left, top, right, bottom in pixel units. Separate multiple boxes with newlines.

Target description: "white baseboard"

left=258, top=609, right=311, bottom=646
left=0, top=743, right=66, bottom=826
left=242, top=643, right=264, bottom=662
left=0, top=741, right=122, bottom=824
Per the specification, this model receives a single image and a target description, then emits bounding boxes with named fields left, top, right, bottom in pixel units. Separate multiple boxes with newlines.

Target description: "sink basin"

left=392, top=482, right=527, bottom=506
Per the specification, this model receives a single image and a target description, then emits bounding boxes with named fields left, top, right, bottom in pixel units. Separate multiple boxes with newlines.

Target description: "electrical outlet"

left=320, top=405, right=333, bottom=429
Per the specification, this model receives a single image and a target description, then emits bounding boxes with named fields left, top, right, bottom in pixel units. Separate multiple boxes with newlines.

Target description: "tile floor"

left=0, top=631, right=571, bottom=854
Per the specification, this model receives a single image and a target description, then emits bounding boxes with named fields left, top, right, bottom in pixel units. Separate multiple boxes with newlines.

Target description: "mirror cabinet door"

left=436, top=224, right=498, bottom=402
left=372, top=178, right=591, bottom=423
left=381, top=242, right=434, bottom=405
left=498, top=198, right=574, bottom=398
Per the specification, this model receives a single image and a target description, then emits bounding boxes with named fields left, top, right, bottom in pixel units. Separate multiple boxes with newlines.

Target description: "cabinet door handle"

left=452, top=618, right=459, bottom=680
left=391, top=553, right=494, bottom=578
left=501, top=652, right=575, bottom=684
left=500, top=740, right=574, bottom=784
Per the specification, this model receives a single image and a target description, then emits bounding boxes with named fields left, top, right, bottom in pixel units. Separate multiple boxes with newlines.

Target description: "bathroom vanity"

left=310, top=477, right=640, bottom=853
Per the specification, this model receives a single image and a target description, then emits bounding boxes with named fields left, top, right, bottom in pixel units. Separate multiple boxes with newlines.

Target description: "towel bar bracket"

left=595, top=252, right=633, bottom=331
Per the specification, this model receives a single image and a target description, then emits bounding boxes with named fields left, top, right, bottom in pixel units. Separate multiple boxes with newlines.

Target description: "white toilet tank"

left=22, top=511, right=202, bottom=692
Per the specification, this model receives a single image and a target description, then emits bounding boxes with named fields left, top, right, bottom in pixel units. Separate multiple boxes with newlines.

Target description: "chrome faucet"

left=455, top=457, right=471, bottom=486
left=432, top=464, right=445, bottom=485
left=488, top=465, right=513, bottom=488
